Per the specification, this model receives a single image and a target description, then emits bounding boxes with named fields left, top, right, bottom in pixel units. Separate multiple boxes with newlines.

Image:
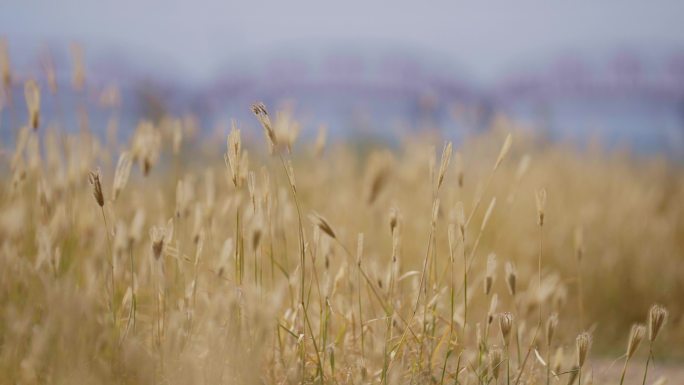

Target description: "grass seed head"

left=389, top=206, right=400, bottom=236
left=505, top=261, right=517, bottom=296
left=499, top=312, right=514, bottom=346
left=251, top=102, right=277, bottom=150
left=88, top=169, right=104, bottom=207
left=309, top=211, right=336, bottom=240
left=436, top=141, right=452, bottom=190
left=626, top=323, right=646, bottom=359
left=489, top=347, right=503, bottom=380
left=575, top=332, right=592, bottom=368
left=131, top=121, right=161, bottom=176
left=150, top=222, right=172, bottom=261
left=648, top=304, right=668, bottom=342
left=112, top=151, right=132, bottom=201
left=225, top=123, right=243, bottom=188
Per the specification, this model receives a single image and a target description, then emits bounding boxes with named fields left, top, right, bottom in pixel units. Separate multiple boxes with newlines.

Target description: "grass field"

left=0, top=92, right=682, bottom=384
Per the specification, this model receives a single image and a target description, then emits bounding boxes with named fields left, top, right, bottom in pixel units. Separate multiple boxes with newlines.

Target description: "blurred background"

left=1, top=0, right=684, bottom=157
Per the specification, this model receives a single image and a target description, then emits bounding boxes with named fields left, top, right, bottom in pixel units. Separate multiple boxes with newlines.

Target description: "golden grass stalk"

left=89, top=169, right=115, bottom=323
left=620, top=323, right=645, bottom=385
left=642, top=304, right=668, bottom=385
left=574, top=225, right=585, bottom=328
left=535, top=187, right=547, bottom=324
left=436, top=141, right=452, bottom=191
left=500, top=312, right=514, bottom=385
left=251, top=102, right=277, bottom=150
left=576, top=332, right=592, bottom=385
left=225, top=124, right=243, bottom=188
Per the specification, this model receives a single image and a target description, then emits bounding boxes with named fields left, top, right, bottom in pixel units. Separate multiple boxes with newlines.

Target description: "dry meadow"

left=0, top=59, right=683, bottom=384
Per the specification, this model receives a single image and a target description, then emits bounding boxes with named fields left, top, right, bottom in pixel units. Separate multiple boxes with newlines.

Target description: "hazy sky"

left=2, top=1, right=684, bottom=83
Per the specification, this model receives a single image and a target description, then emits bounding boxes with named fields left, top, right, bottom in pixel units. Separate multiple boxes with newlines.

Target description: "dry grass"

left=0, top=75, right=683, bottom=384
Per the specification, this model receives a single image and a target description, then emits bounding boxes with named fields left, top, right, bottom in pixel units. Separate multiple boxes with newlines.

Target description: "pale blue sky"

left=2, top=1, right=684, bottom=83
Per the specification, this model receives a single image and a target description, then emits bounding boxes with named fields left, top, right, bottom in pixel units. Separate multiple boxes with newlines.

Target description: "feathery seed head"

left=112, top=151, right=132, bottom=201
left=575, top=332, right=592, bottom=368
left=505, top=261, right=517, bottom=296
left=251, top=102, right=277, bottom=150
left=499, top=312, right=514, bottom=345
left=150, top=220, right=173, bottom=261
left=436, top=141, right=452, bottom=190
left=489, top=347, right=503, bottom=380
left=131, top=121, right=161, bottom=176
left=626, top=323, right=645, bottom=359
left=648, top=304, right=668, bottom=342
left=389, top=206, right=399, bottom=236
left=150, top=230, right=165, bottom=261
left=225, top=123, right=243, bottom=188
left=88, top=169, right=104, bottom=207
left=309, top=211, right=336, bottom=240
left=488, top=293, right=499, bottom=324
